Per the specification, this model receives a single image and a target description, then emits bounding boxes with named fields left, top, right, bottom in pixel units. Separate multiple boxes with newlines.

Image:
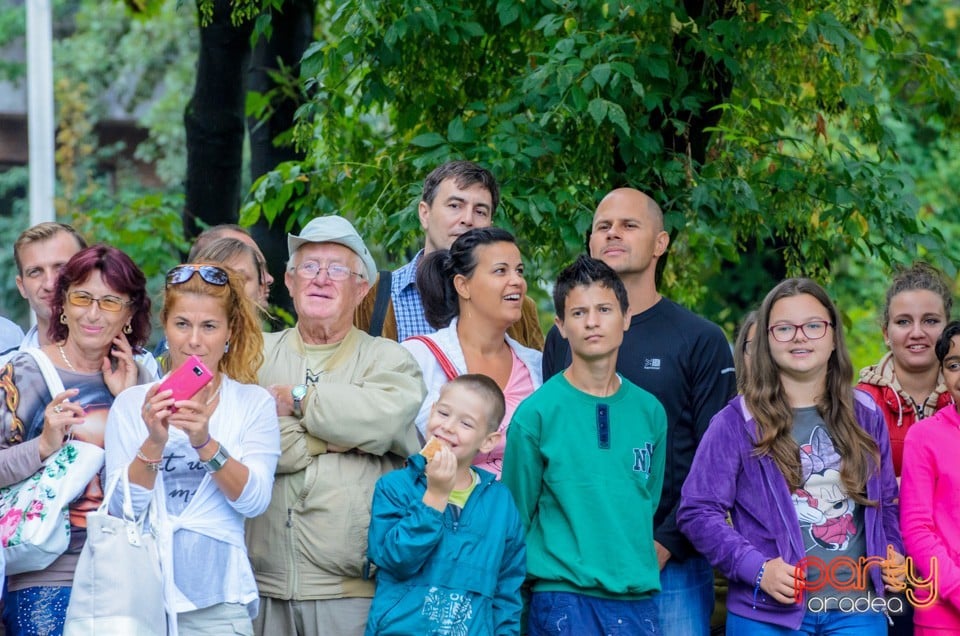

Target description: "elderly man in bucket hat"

left=246, top=215, right=425, bottom=636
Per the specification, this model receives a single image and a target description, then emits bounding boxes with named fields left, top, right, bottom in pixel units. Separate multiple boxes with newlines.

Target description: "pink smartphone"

left=157, top=355, right=214, bottom=404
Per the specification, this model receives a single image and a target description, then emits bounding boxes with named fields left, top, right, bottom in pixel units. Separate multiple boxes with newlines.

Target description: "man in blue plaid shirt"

left=392, top=161, right=500, bottom=341
left=355, top=161, right=544, bottom=350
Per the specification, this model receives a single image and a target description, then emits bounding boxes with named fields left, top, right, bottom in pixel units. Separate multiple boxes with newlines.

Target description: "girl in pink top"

left=901, top=320, right=960, bottom=634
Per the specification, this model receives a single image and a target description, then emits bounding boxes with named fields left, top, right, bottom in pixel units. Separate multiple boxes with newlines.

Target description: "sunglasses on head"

left=166, top=264, right=229, bottom=288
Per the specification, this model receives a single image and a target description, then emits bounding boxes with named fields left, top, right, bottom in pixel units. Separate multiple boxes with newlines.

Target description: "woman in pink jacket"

left=901, top=320, right=960, bottom=634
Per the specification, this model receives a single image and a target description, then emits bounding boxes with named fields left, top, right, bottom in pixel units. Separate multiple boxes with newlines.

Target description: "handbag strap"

left=406, top=335, right=459, bottom=381
left=100, top=466, right=137, bottom=523
left=101, top=463, right=166, bottom=525
left=367, top=270, right=392, bottom=338
left=21, top=347, right=66, bottom=397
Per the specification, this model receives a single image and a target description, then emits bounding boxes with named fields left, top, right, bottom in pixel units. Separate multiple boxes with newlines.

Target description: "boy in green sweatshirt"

left=502, top=254, right=667, bottom=635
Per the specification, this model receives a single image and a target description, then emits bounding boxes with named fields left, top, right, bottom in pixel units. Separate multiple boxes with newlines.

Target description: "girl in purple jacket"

left=679, top=278, right=905, bottom=635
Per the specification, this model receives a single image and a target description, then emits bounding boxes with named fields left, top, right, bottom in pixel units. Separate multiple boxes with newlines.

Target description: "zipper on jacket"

left=445, top=473, right=490, bottom=534
left=287, top=505, right=299, bottom=597
left=450, top=505, right=461, bottom=532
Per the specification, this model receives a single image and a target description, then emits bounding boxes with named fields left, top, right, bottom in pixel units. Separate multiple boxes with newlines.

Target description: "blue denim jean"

left=527, top=591, right=660, bottom=636
left=2, top=585, right=72, bottom=636
left=653, top=555, right=714, bottom=636
left=726, top=608, right=887, bottom=635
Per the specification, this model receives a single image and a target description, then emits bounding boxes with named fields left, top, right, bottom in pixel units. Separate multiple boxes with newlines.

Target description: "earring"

left=224, top=341, right=230, bottom=353
left=59, top=313, right=67, bottom=324
left=123, top=324, right=132, bottom=334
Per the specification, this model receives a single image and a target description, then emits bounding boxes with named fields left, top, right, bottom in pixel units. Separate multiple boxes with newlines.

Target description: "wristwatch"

left=201, top=443, right=230, bottom=473
left=291, top=384, right=308, bottom=419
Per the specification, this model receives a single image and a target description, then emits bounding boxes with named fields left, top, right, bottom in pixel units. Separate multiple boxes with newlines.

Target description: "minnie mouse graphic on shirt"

left=792, top=426, right=857, bottom=551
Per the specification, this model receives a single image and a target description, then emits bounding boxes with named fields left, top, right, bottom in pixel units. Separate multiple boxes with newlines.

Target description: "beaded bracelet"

left=191, top=434, right=212, bottom=450
left=752, top=562, right=766, bottom=609
left=136, top=449, right=163, bottom=473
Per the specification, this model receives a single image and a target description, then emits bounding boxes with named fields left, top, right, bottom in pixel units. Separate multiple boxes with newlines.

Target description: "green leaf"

left=607, top=102, right=629, bottom=134
left=588, top=98, right=609, bottom=125
left=610, top=61, right=635, bottom=79
left=645, top=57, right=670, bottom=80
left=410, top=132, right=446, bottom=147
left=534, top=14, right=564, bottom=37
left=497, top=0, right=520, bottom=26
left=570, top=85, right=588, bottom=111
left=460, top=21, right=485, bottom=38
left=447, top=118, right=466, bottom=142
left=590, top=63, right=612, bottom=88
left=873, top=26, right=893, bottom=52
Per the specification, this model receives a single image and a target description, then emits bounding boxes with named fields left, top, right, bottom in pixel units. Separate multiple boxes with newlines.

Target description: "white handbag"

left=0, top=440, right=104, bottom=575
left=64, top=467, right=171, bottom=636
left=0, top=348, right=105, bottom=574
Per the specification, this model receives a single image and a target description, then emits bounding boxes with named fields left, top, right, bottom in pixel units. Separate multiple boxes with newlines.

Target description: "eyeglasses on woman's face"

left=67, top=291, right=130, bottom=313
left=768, top=320, right=833, bottom=342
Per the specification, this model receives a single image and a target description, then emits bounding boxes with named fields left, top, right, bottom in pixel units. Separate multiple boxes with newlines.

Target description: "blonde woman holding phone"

left=105, top=264, right=280, bottom=634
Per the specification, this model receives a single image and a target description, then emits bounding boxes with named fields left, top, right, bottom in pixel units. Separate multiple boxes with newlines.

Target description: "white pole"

left=26, top=0, right=56, bottom=228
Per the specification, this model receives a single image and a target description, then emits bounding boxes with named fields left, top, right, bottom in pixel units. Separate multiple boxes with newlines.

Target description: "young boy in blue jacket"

left=366, top=374, right=525, bottom=635
left=502, top=255, right=667, bottom=635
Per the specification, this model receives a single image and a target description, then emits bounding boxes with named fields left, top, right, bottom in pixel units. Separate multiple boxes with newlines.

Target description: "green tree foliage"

left=3, top=0, right=958, bottom=361
left=55, top=1, right=197, bottom=187
left=0, top=0, right=193, bottom=334
left=0, top=2, right=27, bottom=82
left=242, top=0, right=960, bottom=335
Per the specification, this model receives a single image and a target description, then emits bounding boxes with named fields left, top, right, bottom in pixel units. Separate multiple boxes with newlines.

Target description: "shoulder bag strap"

left=406, top=335, right=459, bottom=381
left=22, top=347, right=66, bottom=397
left=368, top=270, right=392, bottom=338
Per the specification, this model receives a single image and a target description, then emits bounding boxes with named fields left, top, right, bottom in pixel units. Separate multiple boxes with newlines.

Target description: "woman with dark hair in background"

left=1, top=245, right=153, bottom=636
left=193, top=237, right=272, bottom=312
left=734, top=310, right=758, bottom=393
left=402, top=227, right=542, bottom=478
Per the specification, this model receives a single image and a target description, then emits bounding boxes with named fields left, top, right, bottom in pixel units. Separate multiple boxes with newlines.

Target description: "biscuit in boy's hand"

left=420, top=436, right=446, bottom=462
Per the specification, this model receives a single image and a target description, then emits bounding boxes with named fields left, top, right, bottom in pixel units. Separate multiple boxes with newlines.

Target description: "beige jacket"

left=246, top=326, right=425, bottom=600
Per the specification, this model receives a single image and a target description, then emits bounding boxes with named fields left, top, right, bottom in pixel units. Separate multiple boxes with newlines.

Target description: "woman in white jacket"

left=402, top=228, right=542, bottom=478
left=105, top=263, right=280, bottom=635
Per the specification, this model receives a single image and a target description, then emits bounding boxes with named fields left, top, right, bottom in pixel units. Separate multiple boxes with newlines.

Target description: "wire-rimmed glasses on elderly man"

left=292, top=261, right=364, bottom=282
